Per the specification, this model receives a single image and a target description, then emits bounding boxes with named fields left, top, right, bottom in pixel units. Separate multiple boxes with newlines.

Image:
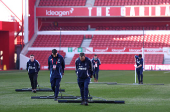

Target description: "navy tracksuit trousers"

left=136, top=68, right=143, bottom=82
left=51, top=78, right=61, bottom=98
left=93, top=67, right=99, bottom=80
left=78, top=77, right=90, bottom=100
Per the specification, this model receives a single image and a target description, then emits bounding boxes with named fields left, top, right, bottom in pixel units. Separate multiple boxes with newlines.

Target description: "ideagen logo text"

left=46, top=8, right=74, bottom=17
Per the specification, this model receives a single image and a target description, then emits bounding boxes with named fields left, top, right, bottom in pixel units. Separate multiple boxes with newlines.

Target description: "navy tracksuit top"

left=26, top=59, right=40, bottom=74
left=48, top=54, right=65, bottom=79
left=92, top=58, right=101, bottom=70
left=135, top=55, right=143, bottom=70
left=75, top=57, right=93, bottom=79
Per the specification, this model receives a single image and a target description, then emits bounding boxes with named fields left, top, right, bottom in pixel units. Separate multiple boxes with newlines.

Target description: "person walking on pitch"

left=26, top=54, right=40, bottom=93
left=48, top=49, right=65, bottom=101
left=135, top=54, right=143, bottom=84
left=75, top=53, right=93, bottom=105
left=92, top=54, right=101, bottom=82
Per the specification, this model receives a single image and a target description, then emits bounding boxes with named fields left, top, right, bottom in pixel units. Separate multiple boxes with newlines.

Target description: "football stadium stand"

left=32, top=35, right=84, bottom=47
left=94, top=0, right=170, bottom=6
left=26, top=50, right=66, bottom=65
left=19, top=0, right=170, bottom=70
left=70, top=54, right=164, bottom=65
left=89, top=35, right=170, bottom=48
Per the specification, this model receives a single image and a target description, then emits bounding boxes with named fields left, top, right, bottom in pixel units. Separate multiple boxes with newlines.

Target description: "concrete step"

left=81, top=39, right=92, bottom=47
left=164, top=58, right=170, bottom=64
left=86, top=0, right=95, bottom=6
left=65, top=57, right=73, bottom=65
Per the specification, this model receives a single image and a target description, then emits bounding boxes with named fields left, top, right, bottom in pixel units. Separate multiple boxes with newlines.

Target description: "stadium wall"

left=0, top=21, right=19, bottom=70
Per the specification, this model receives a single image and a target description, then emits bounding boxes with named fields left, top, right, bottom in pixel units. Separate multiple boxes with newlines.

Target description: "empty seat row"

left=40, top=25, right=170, bottom=31
left=40, top=26, right=88, bottom=31
left=32, top=35, right=84, bottom=47
left=95, top=26, right=170, bottom=30
left=39, top=0, right=86, bottom=6
left=95, top=0, right=170, bottom=6
left=90, top=35, right=170, bottom=48
left=70, top=54, right=164, bottom=65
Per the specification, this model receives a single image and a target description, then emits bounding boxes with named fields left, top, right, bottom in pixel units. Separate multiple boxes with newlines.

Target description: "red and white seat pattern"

left=95, top=26, right=170, bottom=30
left=94, top=0, right=170, bottom=6
left=39, top=0, right=86, bottom=6
left=70, top=54, right=163, bottom=65
left=40, top=26, right=88, bottom=31
left=90, top=35, right=170, bottom=48
left=32, top=35, right=84, bottom=47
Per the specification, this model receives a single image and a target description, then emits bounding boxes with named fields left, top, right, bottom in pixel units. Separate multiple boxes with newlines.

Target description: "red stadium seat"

left=89, top=35, right=170, bottom=48
left=39, top=0, right=87, bottom=6
left=94, top=26, right=170, bottom=31
left=70, top=54, right=164, bottom=65
left=94, top=0, right=170, bottom=5
left=32, top=35, right=84, bottom=47
left=40, top=24, right=88, bottom=31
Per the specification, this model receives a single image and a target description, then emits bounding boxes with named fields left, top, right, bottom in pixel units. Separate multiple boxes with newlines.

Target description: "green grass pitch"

left=0, top=70, right=170, bottom=112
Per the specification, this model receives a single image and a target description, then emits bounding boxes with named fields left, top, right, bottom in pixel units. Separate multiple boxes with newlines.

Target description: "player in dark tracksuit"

left=135, top=54, right=143, bottom=84
left=26, top=54, right=40, bottom=93
left=75, top=53, right=93, bottom=106
left=48, top=49, right=65, bottom=101
left=92, top=54, right=101, bottom=82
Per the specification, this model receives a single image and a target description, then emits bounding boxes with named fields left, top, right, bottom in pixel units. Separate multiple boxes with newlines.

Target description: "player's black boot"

left=80, top=99, right=85, bottom=105
left=85, top=100, right=88, bottom=106
left=33, top=89, right=36, bottom=93
left=33, top=90, right=36, bottom=93
left=141, top=80, right=143, bottom=84
left=54, top=97, right=58, bottom=101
